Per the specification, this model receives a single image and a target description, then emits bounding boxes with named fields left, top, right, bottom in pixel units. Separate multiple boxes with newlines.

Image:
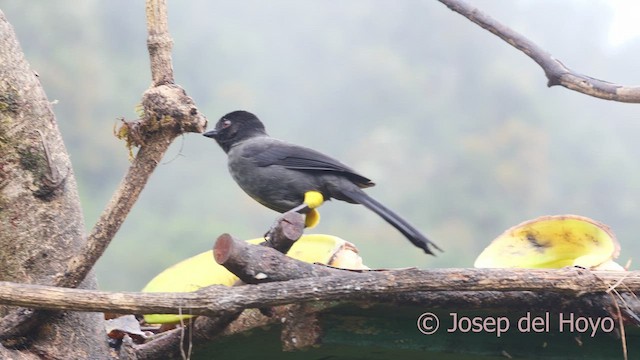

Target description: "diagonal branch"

left=59, top=136, right=174, bottom=289
left=438, top=0, right=640, bottom=103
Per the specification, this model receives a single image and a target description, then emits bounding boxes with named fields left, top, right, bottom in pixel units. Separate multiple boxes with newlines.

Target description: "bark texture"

left=0, top=10, right=111, bottom=359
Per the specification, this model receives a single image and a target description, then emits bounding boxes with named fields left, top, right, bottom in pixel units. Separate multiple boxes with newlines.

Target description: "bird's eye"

left=222, top=119, right=232, bottom=128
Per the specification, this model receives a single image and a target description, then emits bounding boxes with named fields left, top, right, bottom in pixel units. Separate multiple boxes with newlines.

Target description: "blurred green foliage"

left=2, top=1, right=639, bottom=290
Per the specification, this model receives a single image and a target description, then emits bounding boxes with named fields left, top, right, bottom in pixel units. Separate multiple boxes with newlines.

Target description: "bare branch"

left=55, top=1, right=207, bottom=291
left=146, top=0, right=174, bottom=86
left=0, top=268, right=638, bottom=316
left=438, top=0, right=640, bottom=103
left=214, top=233, right=344, bottom=284
left=58, top=138, right=172, bottom=290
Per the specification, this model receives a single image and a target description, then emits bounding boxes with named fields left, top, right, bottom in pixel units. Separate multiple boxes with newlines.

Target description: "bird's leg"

left=264, top=191, right=324, bottom=242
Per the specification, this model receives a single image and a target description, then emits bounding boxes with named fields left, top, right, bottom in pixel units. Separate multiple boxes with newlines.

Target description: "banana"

left=142, top=234, right=366, bottom=324
left=474, top=215, right=622, bottom=270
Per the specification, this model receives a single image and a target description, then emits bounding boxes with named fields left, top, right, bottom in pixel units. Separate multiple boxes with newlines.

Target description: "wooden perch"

left=0, top=268, right=637, bottom=317
left=0, top=241, right=638, bottom=358
left=0, top=245, right=638, bottom=317
left=438, top=0, right=640, bottom=103
left=214, top=232, right=344, bottom=284
left=261, top=211, right=306, bottom=253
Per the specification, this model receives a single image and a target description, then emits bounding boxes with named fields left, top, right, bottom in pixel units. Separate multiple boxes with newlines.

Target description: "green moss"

left=0, top=93, right=20, bottom=115
left=17, top=146, right=46, bottom=179
left=134, top=103, right=145, bottom=118
left=0, top=87, right=20, bottom=152
left=114, top=120, right=136, bottom=160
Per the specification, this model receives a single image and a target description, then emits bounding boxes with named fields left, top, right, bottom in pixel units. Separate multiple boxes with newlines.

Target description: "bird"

left=203, top=110, right=441, bottom=255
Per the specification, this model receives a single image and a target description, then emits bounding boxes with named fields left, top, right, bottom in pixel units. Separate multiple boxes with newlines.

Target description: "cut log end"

left=263, top=212, right=305, bottom=254
left=213, top=233, right=234, bottom=265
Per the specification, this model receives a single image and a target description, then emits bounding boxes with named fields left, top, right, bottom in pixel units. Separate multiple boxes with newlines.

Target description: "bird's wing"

left=246, top=141, right=374, bottom=187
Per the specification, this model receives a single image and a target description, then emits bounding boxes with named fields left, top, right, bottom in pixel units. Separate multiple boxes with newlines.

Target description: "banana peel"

left=142, top=234, right=367, bottom=324
left=474, top=215, right=623, bottom=270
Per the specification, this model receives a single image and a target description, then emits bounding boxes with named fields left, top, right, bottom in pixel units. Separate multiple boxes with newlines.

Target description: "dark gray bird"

left=203, top=110, right=441, bottom=255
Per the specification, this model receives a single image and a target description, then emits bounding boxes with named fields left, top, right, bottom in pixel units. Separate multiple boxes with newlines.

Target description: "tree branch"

left=0, top=268, right=637, bottom=316
left=56, top=0, right=206, bottom=291
left=438, top=0, right=640, bottom=103
left=146, top=0, right=174, bottom=86
left=214, top=233, right=344, bottom=284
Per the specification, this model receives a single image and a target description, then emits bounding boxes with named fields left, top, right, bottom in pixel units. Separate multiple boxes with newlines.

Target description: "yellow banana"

left=142, top=234, right=366, bottom=324
left=474, top=215, right=622, bottom=270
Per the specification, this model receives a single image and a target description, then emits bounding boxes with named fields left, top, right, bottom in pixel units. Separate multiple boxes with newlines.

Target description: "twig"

left=608, top=291, right=628, bottom=360
left=178, top=309, right=192, bottom=360
left=437, top=0, right=640, bottom=103
left=607, top=272, right=632, bottom=294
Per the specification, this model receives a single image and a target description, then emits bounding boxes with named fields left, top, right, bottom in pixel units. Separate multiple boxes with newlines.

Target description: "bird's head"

left=203, top=110, right=267, bottom=153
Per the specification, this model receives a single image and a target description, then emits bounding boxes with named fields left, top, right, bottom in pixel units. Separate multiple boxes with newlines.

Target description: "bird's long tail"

left=340, top=188, right=441, bottom=255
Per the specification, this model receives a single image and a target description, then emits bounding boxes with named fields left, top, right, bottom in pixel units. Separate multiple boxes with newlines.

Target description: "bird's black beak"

left=203, top=129, right=218, bottom=138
